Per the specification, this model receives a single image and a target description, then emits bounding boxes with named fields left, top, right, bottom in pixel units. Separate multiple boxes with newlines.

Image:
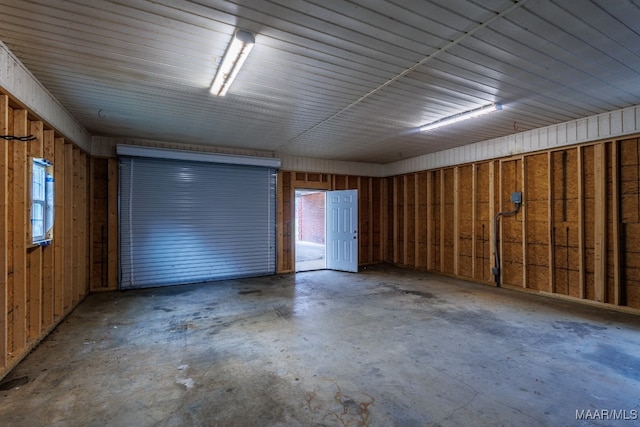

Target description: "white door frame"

left=294, top=189, right=327, bottom=272
left=325, top=189, right=358, bottom=272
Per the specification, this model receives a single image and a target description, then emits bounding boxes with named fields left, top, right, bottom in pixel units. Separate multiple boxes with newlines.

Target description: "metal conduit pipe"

left=492, top=192, right=523, bottom=287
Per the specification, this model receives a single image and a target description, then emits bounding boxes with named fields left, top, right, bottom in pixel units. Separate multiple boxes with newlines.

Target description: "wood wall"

left=1, top=93, right=92, bottom=380
left=386, top=138, right=640, bottom=311
left=89, top=157, right=118, bottom=292
left=276, top=171, right=385, bottom=273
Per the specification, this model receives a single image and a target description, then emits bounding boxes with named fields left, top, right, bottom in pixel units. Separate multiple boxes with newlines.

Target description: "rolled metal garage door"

left=118, top=152, right=277, bottom=289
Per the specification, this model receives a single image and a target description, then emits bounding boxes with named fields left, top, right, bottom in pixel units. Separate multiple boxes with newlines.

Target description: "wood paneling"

left=620, top=138, right=640, bottom=308
left=474, top=162, right=492, bottom=282
left=63, top=143, right=74, bottom=311
left=499, top=158, right=523, bottom=288
left=53, top=138, right=65, bottom=317
left=0, top=93, right=92, bottom=380
left=89, top=157, right=118, bottom=292
left=457, top=165, right=473, bottom=279
left=0, top=95, right=8, bottom=371
left=107, top=158, right=118, bottom=290
left=41, top=130, right=55, bottom=329
left=27, top=120, right=43, bottom=340
left=416, top=173, right=428, bottom=269
left=384, top=137, right=640, bottom=312
left=525, top=153, right=549, bottom=292
left=11, top=108, right=28, bottom=357
left=442, top=169, right=455, bottom=274
left=277, top=171, right=293, bottom=273
left=594, top=143, right=607, bottom=302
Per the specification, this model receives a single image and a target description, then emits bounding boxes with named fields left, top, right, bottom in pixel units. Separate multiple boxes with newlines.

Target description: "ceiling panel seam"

left=274, top=0, right=531, bottom=153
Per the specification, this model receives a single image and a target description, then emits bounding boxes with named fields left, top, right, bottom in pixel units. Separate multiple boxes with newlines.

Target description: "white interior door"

left=326, top=189, right=358, bottom=272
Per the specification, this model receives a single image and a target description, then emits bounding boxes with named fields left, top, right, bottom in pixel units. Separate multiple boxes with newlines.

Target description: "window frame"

left=31, top=157, right=54, bottom=245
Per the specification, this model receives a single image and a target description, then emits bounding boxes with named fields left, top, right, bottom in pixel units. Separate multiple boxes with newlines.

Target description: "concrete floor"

left=1, top=264, right=639, bottom=427
left=295, top=240, right=325, bottom=272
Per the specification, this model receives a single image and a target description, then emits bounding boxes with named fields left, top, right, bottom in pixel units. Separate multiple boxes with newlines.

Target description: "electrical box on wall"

left=510, top=191, right=522, bottom=204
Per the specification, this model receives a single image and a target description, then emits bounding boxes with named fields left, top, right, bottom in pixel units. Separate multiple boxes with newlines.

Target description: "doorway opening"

left=295, top=190, right=326, bottom=272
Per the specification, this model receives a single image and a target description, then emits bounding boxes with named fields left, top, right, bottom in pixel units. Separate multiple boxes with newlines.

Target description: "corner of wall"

left=0, top=40, right=91, bottom=151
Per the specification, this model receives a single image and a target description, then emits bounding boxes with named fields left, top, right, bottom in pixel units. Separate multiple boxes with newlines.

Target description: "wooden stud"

left=276, top=171, right=284, bottom=272
left=107, top=158, right=118, bottom=289
left=292, top=173, right=331, bottom=190
left=6, top=105, right=12, bottom=359
left=471, top=164, right=477, bottom=279
left=453, top=167, right=460, bottom=275
left=86, top=155, right=91, bottom=293
left=594, top=142, right=606, bottom=303
left=426, top=171, right=433, bottom=269
left=11, top=109, right=28, bottom=355
left=378, top=178, right=384, bottom=263
left=440, top=170, right=445, bottom=273
left=577, top=146, right=585, bottom=299
left=548, top=152, right=556, bottom=293
left=78, top=152, right=88, bottom=298
left=381, top=177, right=388, bottom=262
left=369, top=177, right=374, bottom=264
left=0, top=95, right=8, bottom=369
left=612, top=140, right=622, bottom=305
left=403, top=176, right=408, bottom=265
left=27, top=120, right=44, bottom=340
left=366, top=177, right=371, bottom=264
left=41, top=130, right=55, bottom=328
left=89, top=158, right=109, bottom=291
left=408, top=174, right=415, bottom=267
left=393, top=177, right=399, bottom=264
left=522, top=157, right=528, bottom=289
left=83, top=153, right=90, bottom=295
left=28, top=122, right=43, bottom=156
left=414, top=173, right=421, bottom=268
left=488, top=161, right=496, bottom=280
left=289, top=181, right=296, bottom=271
left=53, top=138, right=65, bottom=316
left=88, top=158, right=96, bottom=291
left=498, top=160, right=505, bottom=284
left=356, top=176, right=362, bottom=264
left=282, top=173, right=294, bottom=272
left=63, top=143, right=73, bottom=311
left=392, top=176, right=398, bottom=264
left=373, top=177, right=377, bottom=262
left=72, top=148, right=80, bottom=304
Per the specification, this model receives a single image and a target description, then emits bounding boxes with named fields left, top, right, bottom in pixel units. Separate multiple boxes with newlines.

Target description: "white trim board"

left=116, top=144, right=282, bottom=168
left=385, top=105, right=640, bottom=176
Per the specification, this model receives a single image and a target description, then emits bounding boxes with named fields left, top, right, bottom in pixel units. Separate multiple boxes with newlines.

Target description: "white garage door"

left=118, top=150, right=278, bottom=289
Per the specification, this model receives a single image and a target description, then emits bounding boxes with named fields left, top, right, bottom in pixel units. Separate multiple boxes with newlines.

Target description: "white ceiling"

left=0, top=0, right=639, bottom=164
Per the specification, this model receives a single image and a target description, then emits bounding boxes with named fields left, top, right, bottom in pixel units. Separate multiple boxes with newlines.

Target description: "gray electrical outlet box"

left=511, top=191, right=522, bottom=204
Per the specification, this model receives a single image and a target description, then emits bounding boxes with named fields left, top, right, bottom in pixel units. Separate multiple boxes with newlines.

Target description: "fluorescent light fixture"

left=419, top=103, right=502, bottom=132
left=210, top=30, right=255, bottom=96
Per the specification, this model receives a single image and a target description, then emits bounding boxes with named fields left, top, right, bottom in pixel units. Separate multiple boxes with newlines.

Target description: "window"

left=31, top=158, right=54, bottom=245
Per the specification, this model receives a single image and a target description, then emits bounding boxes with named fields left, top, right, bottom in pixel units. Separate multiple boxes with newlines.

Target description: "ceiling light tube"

left=210, top=30, right=255, bottom=96
left=419, top=103, right=502, bottom=132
